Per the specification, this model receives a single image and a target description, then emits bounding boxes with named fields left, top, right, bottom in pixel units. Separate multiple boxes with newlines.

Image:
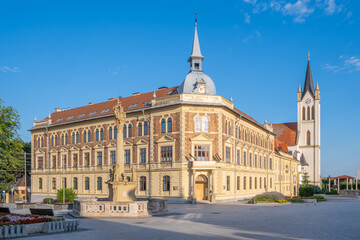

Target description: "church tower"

left=297, top=53, right=321, bottom=186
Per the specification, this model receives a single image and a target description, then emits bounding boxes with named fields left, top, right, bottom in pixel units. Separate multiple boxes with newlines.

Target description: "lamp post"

left=62, top=148, right=65, bottom=204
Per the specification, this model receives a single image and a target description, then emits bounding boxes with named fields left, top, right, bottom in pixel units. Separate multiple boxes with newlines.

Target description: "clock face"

left=305, top=98, right=311, bottom=104
left=199, top=87, right=205, bottom=93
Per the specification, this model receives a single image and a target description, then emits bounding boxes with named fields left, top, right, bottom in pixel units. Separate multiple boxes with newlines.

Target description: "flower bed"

left=0, top=213, right=64, bottom=227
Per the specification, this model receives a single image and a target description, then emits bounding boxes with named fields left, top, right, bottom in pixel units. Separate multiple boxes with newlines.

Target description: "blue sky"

left=1, top=0, right=359, bottom=177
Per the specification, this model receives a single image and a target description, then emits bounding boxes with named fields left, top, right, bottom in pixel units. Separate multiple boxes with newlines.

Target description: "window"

left=37, top=137, right=40, bottom=148
left=38, top=157, right=43, bottom=169
left=194, top=145, right=209, bottom=161
left=63, top=177, right=67, bottom=188
left=144, top=122, right=148, bottom=135
left=167, top=118, right=172, bottom=132
left=51, top=135, right=54, bottom=146
left=307, top=106, right=310, bottom=120
left=123, top=125, right=127, bottom=138
left=237, top=176, right=240, bottom=190
left=163, top=176, right=170, bottom=191
left=39, top=178, right=43, bottom=190
left=96, top=129, right=99, bottom=141
left=264, top=177, right=267, bottom=189
left=202, top=117, right=209, bottom=132
left=125, top=150, right=131, bottom=164
left=41, top=137, right=43, bottom=147
left=55, top=135, right=58, bottom=146
left=52, top=178, right=56, bottom=190
left=140, top=148, right=146, bottom=163
left=269, top=158, right=272, bottom=169
left=65, top=133, right=68, bottom=144
left=138, top=123, right=142, bottom=136
left=243, top=177, right=246, bottom=190
left=73, top=177, right=78, bottom=190
left=161, top=119, right=166, bottom=133
left=84, top=152, right=90, bottom=166
left=302, top=107, right=306, bottom=120
left=63, top=155, right=67, bottom=168
left=260, top=177, right=262, bottom=189
left=312, top=106, right=315, bottom=120
left=109, top=127, right=113, bottom=139
left=128, top=124, right=132, bottom=137
left=85, top=177, right=90, bottom=190
left=72, top=132, right=75, bottom=144
left=61, top=134, right=64, bottom=145
left=83, top=130, right=87, bottom=142
left=161, top=146, right=173, bottom=162
left=226, top=147, right=231, bottom=163
left=255, top=177, right=257, bottom=189
left=88, top=130, right=91, bottom=142
left=249, top=177, right=252, bottom=190
left=243, top=151, right=246, bottom=165
left=270, top=178, right=273, bottom=188
left=306, top=131, right=311, bottom=145
left=100, top=128, right=104, bottom=140
left=237, top=150, right=240, bottom=165
left=113, top=126, right=117, bottom=139
left=52, top=155, right=56, bottom=168
left=195, top=116, right=201, bottom=132
left=255, top=155, right=257, bottom=167
left=249, top=153, right=252, bottom=166
left=76, top=132, right=79, bottom=143
left=264, top=157, right=266, bottom=169
left=259, top=156, right=262, bottom=168
left=110, top=151, right=116, bottom=165
left=97, top=152, right=103, bottom=165
left=73, top=154, right=78, bottom=167
left=226, top=176, right=230, bottom=191
left=97, top=177, right=102, bottom=190
left=140, top=176, right=147, bottom=191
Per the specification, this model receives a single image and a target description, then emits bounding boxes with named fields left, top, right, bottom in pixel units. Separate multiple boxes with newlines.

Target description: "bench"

left=30, top=208, right=55, bottom=216
left=0, top=207, right=10, bottom=213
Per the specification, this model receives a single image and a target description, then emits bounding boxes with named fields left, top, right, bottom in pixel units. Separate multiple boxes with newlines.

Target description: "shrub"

left=56, top=188, right=77, bottom=204
left=325, top=188, right=339, bottom=195
left=248, top=191, right=286, bottom=203
left=299, top=185, right=315, bottom=197
left=314, top=195, right=326, bottom=201
left=276, top=199, right=288, bottom=203
left=287, top=198, right=304, bottom=203
left=43, top=198, right=54, bottom=204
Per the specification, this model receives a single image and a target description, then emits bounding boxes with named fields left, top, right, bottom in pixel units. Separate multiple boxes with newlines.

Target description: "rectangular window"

left=243, top=152, right=246, bottom=165
left=97, top=152, right=103, bottom=165
left=97, top=177, right=102, bottom=190
left=264, top=157, right=267, bottom=169
left=226, top=176, right=230, bottom=191
left=140, top=148, right=146, bottom=163
left=269, top=158, right=272, bottom=169
left=163, top=176, right=170, bottom=191
left=249, top=153, right=252, bottom=167
left=85, top=178, right=90, bottom=190
left=259, top=156, right=262, bottom=168
left=254, top=155, right=257, bottom=167
left=255, top=177, right=257, bottom=189
left=140, top=176, right=147, bottom=191
left=243, top=176, right=246, bottom=190
left=52, top=178, right=56, bottom=190
left=194, top=145, right=209, bottom=161
left=84, top=152, right=90, bottom=167
left=225, top=147, right=231, bottom=163
left=161, top=146, right=173, bottom=162
left=110, top=151, right=116, bottom=165
left=237, top=150, right=240, bottom=164
left=73, top=177, right=78, bottom=190
left=63, top=155, right=67, bottom=168
left=38, top=157, right=43, bottom=169
left=52, top=155, right=56, bottom=168
left=125, top=150, right=131, bottom=164
left=63, top=177, right=67, bottom=188
left=237, top=176, right=240, bottom=191
left=73, top=154, right=78, bottom=167
left=249, top=177, right=252, bottom=190
left=39, top=178, right=43, bottom=190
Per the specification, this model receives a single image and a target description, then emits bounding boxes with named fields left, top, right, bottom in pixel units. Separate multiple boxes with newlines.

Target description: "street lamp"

left=62, top=148, right=65, bottom=204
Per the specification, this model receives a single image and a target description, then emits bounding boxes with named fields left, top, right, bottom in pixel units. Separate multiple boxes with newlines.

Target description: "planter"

left=16, top=203, right=37, bottom=210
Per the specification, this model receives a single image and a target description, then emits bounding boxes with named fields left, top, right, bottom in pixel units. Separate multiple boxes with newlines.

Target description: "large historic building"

left=29, top=20, right=319, bottom=203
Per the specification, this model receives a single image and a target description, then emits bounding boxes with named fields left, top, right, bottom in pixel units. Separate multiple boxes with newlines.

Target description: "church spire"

left=188, top=13, right=204, bottom=72
left=302, top=53, right=315, bottom=98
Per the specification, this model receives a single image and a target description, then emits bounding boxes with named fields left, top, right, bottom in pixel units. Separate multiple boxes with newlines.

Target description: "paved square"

left=27, top=197, right=360, bottom=240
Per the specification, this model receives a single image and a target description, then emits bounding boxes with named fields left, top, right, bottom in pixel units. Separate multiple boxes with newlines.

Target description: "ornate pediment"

left=190, top=134, right=212, bottom=142
left=136, top=139, right=149, bottom=145
left=224, top=136, right=233, bottom=144
left=156, top=134, right=175, bottom=143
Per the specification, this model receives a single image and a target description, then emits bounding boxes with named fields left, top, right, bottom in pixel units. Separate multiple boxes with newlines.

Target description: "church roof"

left=272, top=122, right=297, bottom=146
left=189, top=18, right=203, bottom=60
left=302, top=60, right=315, bottom=98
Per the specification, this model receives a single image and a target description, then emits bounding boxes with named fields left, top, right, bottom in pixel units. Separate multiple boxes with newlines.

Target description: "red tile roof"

left=330, top=175, right=355, bottom=180
left=274, top=139, right=289, bottom=153
left=272, top=122, right=297, bottom=146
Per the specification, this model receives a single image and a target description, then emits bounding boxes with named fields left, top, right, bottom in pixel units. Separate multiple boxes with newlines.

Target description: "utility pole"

left=24, top=152, right=27, bottom=203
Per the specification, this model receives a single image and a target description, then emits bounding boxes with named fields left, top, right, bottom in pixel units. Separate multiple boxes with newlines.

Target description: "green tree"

left=302, top=171, right=310, bottom=185
left=57, top=188, right=78, bottom=203
left=0, top=99, right=24, bottom=191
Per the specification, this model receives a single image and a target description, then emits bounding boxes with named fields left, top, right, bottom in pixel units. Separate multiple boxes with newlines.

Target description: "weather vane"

left=195, top=12, right=197, bottom=26
left=308, top=51, right=310, bottom=61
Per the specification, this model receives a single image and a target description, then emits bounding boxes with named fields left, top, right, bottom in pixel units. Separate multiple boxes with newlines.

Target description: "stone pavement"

left=21, top=197, right=360, bottom=240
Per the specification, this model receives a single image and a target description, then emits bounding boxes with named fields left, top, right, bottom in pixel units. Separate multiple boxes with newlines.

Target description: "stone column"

left=346, top=178, right=349, bottom=190
left=338, top=177, right=340, bottom=193
left=114, top=101, right=126, bottom=182
left=356, top=179, right=358, bottom=191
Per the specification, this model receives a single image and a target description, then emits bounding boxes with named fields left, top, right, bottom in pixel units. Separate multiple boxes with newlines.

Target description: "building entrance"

left=195, top=175, right=208, bottom=201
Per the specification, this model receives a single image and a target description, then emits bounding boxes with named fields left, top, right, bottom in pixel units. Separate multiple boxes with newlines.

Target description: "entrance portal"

left=195, top=175, right=208, bottom=201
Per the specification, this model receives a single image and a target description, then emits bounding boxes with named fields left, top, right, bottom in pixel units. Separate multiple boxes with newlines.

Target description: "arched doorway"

left=195, top=175, right=208, bottom=201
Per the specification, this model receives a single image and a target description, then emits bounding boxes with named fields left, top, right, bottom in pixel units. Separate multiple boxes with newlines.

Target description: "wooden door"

left=195, top=175, right=208, bottom=200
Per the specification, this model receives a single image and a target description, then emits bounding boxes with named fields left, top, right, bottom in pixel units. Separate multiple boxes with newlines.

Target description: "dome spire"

left=188, top=13, right=204, bottom=72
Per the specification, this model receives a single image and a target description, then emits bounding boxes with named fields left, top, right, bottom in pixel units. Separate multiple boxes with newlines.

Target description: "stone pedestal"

left=109, top=181, right=137, bottom=202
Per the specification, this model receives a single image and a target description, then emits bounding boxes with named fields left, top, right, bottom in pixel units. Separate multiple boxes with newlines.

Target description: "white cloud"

left=243, top=30, right=262, bottom=43
left=323, top=56, right=360, bottom=73
left=244, top=13, right=251, bottom=23
left=324, top=0, right=336, bottom=15
left=282, top=0, right=314, bottom=23
left=0, top=66, right=21, bottom=73
left=243, top=0, right=257, bottom=5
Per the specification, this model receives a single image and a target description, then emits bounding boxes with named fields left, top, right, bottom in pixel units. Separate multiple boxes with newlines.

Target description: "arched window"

left=72, top=132, right=75, bottom=144
left=167, top=118, right=172, bottom=132
left=88, top=130, right=91, bottom=142
left=97, top=177, right=102, bottom=190
left=100, top=128, right=104, bottom=140
left=161, top=119, right=166, bottom=133
left=41, top=137, right=43, bottom=147
left=202, top=117, right=209, bottom=132
left=76, top=132, right=79, bottom=143
left=61, top=134, right=64, bottom=145
left=302, top=107, right=306, bottom=120
left=83, top=130, right=87, bottom=142
left=195, top=116, right=201, bottom=132
left=163, top=176, right=170, bottom=191
left=109, top=127, right=113, bottom=140
left=73, top=177, right=78, bottom=190
left=123, top=125, right=127, bottom=138
left=85, top=177, right=90, bottom=190
left=306, top=131, right=311, bottom=145
left=140, top=176, right=147, bottom=191
left=244, top=130, right=247, bottom=142
left=114, top=126, right=117, bottom=139
left=312, top=106, right=315, bottom=120
left=55, top=135, right=58, bottom=146
left=96, top=129, right=99, bottom=141
left=128, top=124, right=132, bottom=137
left=65, top=133, right=68, bottom=145
left=307, top=106, right=310, bottom=120
left=144, top=122, right=148, bottom=135
left=51, top=135, right=54, bottom=146
left=225, top=120, right=227, bottom=134
left=138, top=123, right=142, bottom=136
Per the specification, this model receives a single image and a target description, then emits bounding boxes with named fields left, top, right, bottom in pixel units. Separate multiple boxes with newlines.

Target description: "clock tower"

left=297, top=53, right=321, bottom=186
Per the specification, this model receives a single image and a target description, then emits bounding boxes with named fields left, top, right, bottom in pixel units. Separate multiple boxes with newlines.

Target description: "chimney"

left=55, top=108, right=61, bottom=112
left=108, top=98, right=116, bottom=101
left=89, top=102, right=94, bottom=105
left=132, top=92, right=141, bottom=96
left=158, top=86, right=167, bottom=90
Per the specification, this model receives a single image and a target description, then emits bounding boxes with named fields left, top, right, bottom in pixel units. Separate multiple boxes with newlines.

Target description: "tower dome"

left=177, top=17, right=216, bottom=95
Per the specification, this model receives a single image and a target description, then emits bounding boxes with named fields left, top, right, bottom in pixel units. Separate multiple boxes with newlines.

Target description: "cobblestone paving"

left=23, top=196, right=360, bottom=240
